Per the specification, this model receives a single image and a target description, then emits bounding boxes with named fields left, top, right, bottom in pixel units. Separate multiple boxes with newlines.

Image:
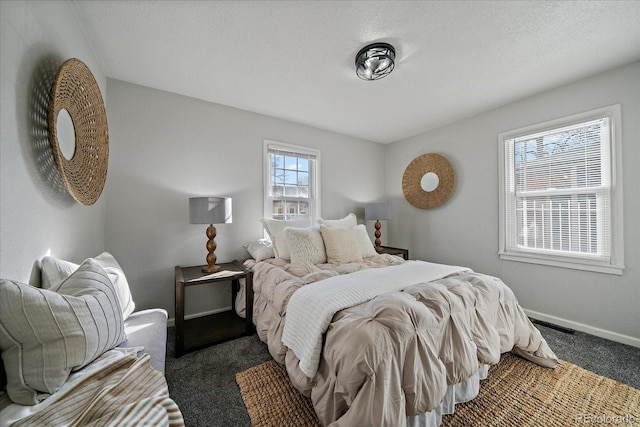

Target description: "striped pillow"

left=0, top=259, right=125, bottom=405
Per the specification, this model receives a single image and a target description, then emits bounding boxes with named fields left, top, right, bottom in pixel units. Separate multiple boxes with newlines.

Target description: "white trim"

left=525, top=309, right=640, bottom=349
left=262, top=139, right=321, bottom=222
left=498, top=104, right=624, bottom=275
left=499, top=252, right=623, bottom=275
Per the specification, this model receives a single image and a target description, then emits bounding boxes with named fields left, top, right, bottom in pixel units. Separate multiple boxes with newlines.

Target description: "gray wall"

left=104, top=79, right=386, bottom=318
left=386, top=62, right=640, bottom=346
left=0, top=1, right=107, bottom=283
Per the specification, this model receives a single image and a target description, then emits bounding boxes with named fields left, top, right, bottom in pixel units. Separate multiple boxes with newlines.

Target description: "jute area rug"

left=236, top=353, right=639, bottom=427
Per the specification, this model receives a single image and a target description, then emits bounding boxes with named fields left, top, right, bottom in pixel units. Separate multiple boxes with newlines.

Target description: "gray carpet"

left=165, top=324, right=640, bottom=427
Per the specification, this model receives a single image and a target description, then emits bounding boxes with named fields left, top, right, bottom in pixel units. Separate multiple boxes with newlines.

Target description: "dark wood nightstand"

left=379, top=246, right=409, bottom=260
left=174, top=260, right=253, bottom=357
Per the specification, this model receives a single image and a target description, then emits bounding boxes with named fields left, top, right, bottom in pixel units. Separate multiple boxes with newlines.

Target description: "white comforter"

left=283, top=260, right=470, bottom=377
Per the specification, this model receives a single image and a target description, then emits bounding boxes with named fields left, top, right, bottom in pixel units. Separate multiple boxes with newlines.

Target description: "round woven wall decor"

left=48, top=58, right=108, bottom=206
left=402, top=153, right=455, bottom=209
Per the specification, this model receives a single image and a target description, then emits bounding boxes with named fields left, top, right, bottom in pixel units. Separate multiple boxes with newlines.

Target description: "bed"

left=241, top=215, right=558, bottom=427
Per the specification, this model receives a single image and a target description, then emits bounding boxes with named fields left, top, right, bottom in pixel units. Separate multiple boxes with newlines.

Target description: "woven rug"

left=236, top=353, right=639, bottom=427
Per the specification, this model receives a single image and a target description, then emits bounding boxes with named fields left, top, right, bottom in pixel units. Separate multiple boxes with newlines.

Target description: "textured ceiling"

left=70, top=1, right=640, bottom=144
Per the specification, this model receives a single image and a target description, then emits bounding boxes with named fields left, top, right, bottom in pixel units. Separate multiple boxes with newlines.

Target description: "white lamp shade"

left=189, top=197, right=232, bottom=224
left=365, top=203, right=389, bottom=221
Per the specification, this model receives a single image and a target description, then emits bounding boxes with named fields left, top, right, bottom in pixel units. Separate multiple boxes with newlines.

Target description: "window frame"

left=263, top=139, right=321, bottom=222
left=498, top=104, right=624, bottom=275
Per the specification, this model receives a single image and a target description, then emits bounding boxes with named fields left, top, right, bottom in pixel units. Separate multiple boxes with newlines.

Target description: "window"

left=263, top=140, right=320, bottom=221
left=498, top=105, right=624, bottom=275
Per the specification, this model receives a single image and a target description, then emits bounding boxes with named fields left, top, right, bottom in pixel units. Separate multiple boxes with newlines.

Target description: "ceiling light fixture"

left=355, top=42, right=396, bottom=81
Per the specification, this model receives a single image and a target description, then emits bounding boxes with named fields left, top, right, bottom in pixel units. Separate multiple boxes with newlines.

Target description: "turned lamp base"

left=202, top=224, right=222, bottom=274
left=374, top=219, right=383, bottom=253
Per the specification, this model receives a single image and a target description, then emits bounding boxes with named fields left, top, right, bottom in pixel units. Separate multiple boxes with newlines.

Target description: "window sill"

left=499, top=252, right=624, bottom=276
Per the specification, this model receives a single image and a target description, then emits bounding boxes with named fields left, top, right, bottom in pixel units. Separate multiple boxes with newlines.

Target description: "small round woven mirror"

left=48, top=58, right=109, bottom=206
left=402, top=153, right=455, bottom=209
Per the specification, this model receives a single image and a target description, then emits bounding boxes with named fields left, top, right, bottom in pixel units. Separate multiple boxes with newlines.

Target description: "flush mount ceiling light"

left=355, top=42, right=396, bottom=81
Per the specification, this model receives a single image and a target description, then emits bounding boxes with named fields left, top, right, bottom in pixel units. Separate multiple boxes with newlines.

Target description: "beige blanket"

left=0, top=350, right=184, bottom=427
left=247, top=254, right=558, bottom=427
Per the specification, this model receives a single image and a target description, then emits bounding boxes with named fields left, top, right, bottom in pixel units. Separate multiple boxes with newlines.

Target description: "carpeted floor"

left=165, top=324, right=640, bottom=427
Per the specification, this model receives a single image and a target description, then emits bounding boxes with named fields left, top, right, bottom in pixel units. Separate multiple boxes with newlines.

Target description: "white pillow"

left=317, top=213, right=357, bottom=228
left=260, top=217, right=311, bottom=260
left=0, top=259, right=125, bottom=405
left=41, top=252, right=136, bottom=320
left=92, top=252, right=136, bottom=320
left=245, top=238, right=275, bottom=262
left=40, top=256, right=78, bottom=289
left=319, top=225, right=363, bottom=264
left=354, top=224, right=378, bottom=258
left=285, top=227, right=327, bottom=264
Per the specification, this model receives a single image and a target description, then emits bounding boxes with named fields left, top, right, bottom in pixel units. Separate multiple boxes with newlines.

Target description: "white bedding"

left=282, top=260, right=470, bottom=377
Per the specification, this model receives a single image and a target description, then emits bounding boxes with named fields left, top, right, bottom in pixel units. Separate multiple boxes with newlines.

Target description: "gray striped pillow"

left=0, top=258, right=125, bottom=405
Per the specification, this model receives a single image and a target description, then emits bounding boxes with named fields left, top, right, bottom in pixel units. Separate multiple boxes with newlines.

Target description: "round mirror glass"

left=420, top=172, right=439, bottom=192
left=56, top=109, right=76, bottom=159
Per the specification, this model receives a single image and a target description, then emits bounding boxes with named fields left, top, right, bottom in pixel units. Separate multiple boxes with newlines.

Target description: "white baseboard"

left=167, top=306, right=232, bottom=328
left=524, top=309, right=640, bottom=349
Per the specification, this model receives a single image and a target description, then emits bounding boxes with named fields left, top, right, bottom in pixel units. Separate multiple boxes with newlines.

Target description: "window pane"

left=273, top=154, right=284, bottom=170
left=297, top=171, right=309, bottom=187
left=266, top=142, right=319, bottom=222
left=298, top=158, right=309, bottom=172
left=298, top=201, right=309, bottom=216
left=513, top=120, right=605, bottom=193
left=516, top=194, right=600, bottom=255
left=284, top=156, right=298, bottom=170
left=284, top=185, right=298, bottom=197
left=272, top=185, right=283, bottom=197
left=272, top=200, right=285, bottom=220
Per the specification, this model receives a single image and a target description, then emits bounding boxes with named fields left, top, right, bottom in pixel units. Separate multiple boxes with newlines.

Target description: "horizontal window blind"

left=505, top=117, right=611, bottom=260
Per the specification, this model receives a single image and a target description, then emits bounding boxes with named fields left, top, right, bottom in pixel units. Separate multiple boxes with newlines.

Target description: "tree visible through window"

left=264, top=140, right=320, bottom=221
left=499, top=105, right=624, bottom=275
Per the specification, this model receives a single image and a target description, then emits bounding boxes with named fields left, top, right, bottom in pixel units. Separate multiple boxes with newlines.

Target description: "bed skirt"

left=407, top=364, right=489, bottom=427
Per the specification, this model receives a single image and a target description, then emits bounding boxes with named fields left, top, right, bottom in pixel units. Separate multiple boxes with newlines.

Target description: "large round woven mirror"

left=48, top=58, right=109, bottom=206
left=402, top=153, right=455, bottom=209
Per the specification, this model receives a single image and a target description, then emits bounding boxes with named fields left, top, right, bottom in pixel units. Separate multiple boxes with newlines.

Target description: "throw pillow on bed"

left=285, top=227, right=327, bottom=264
left=319, top=225, right=363, bottom=264
left=245, top=238, right=275, bottom=261
left=40, top=252, right=136, bottom=320
left=317, top=213, right=357, bottom=228
left=0, top=259, right=126, bottom=405
left=353, top=224, right=378, bottom=258
left=260, top=217, right=311, bottom=260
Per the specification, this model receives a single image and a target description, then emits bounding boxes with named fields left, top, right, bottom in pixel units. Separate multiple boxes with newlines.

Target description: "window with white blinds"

left=498, top=105, right=624, bottom=275
left=263, top=140, right=320, bottom=221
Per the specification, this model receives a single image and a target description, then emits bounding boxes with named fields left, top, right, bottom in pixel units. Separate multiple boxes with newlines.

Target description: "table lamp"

left=365, top=202, right=389, bottom=253
left=189, top=197, right=232, bottom=273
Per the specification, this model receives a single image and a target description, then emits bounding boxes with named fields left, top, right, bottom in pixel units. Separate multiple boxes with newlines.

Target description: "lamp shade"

left=365, top=203, right=389, bottom=221
left=189, top=197, right=232, bottom=224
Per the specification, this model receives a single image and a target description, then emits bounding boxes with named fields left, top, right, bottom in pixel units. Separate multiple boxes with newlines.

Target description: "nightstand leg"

left=175, top=280, right=185, bottom=357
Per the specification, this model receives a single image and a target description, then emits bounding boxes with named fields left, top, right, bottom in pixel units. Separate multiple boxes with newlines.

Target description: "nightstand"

left=174, top=260, right=253, bottom=357
left=379, top=246, right=409, bottom=260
